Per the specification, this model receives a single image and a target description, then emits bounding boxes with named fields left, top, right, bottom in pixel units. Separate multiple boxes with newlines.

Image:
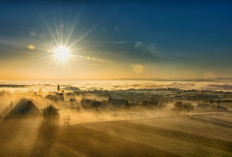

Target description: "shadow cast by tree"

left=31, top=105, right=60, bottom=157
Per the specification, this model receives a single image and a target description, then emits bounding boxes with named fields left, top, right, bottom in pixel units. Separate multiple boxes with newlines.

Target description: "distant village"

left=0, top=85, right=232, bottom=121
left=42, top=85, right=232, bottom=111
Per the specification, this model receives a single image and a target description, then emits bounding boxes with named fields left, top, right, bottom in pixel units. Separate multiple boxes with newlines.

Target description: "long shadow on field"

left=0, top=119, right=24, bottom=146
left=31, top=121, right=58, bottom=157
left=57, top=125, right=179, bottom=157
left=190, top=116, right=232, bottom=129
left=113, top=121, right=232, bottom=153
left=0, top=118, right=39, bottom=157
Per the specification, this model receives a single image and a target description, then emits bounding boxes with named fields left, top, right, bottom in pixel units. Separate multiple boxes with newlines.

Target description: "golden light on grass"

left=53, top=46, right=70, bottom=62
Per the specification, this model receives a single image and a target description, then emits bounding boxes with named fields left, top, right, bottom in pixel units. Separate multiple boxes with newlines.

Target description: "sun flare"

left=54, top=46, right=70, bottom=62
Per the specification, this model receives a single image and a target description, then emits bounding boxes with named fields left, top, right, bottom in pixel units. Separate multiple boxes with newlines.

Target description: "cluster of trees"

left=41, top=105, right=60, bottom=124
left=174, top=101, right=194, bottom=115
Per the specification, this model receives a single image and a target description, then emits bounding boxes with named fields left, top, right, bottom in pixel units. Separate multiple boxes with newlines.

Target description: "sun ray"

left=64, top=1, right=85, bottom=47
left=42, top=17, right=60, bottom=47
left=68, top=25, right=97, bottom=49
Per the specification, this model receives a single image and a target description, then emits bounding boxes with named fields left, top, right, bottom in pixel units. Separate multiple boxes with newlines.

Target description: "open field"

left=0, top=112, right=232, bottom=157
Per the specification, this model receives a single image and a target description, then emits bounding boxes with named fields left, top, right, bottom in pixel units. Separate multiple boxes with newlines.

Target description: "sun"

left=53, top=46, right=70, bottom=62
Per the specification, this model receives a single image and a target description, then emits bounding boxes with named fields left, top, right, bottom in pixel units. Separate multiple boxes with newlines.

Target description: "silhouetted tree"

left=95, top=108, right=101, bottom=119
left=10, top=101, right=13, bottom=108
left=217, top=99, right=220, bottom=111
left=183, top=102, right=194, bottom=115
left=41, top=105, right=60, bottom=124
left=174, top=101, right=184, bottom=116
left=64, top=115, right=71, bottom=125
left=124, top=100, right=130, bottom=109
left=112, top=113, right=119, bottom=120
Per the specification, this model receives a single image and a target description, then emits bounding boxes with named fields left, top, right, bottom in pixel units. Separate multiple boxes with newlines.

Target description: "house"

left=45, top=94, right=54, bottom=101
left=55, top=93, right=64, bottom=101
left=65, top=92, right=76, bottom=102
left=5, top=98, right=40, bottom=119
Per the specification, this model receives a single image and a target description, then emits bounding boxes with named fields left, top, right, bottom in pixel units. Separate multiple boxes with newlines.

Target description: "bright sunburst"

left=53, top=46, right=70, bottom=62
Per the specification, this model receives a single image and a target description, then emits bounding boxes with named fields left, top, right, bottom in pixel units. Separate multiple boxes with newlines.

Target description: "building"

left=5, top=98, right=40, bottom=119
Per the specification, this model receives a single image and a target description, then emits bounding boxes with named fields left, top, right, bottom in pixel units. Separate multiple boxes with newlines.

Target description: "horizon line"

left=1, top=77, right=232, bottom=81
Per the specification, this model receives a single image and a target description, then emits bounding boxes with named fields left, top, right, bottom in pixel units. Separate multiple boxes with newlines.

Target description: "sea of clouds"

left=1, top=79, right=232, bottom=92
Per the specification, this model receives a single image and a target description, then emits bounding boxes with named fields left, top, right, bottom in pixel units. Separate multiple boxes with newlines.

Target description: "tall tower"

left=57, top=84, right=60, bottom=92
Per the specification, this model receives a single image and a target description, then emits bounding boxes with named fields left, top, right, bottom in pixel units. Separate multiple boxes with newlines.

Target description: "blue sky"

left=0, top=0, right=232, bottom=79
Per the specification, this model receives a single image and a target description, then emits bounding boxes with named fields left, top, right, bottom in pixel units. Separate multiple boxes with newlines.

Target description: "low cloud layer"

left=1, top=79, right=232, bottom=92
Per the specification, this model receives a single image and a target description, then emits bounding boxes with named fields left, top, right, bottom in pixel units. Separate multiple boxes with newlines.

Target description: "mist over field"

left=0, top=79, right=232, bottom=156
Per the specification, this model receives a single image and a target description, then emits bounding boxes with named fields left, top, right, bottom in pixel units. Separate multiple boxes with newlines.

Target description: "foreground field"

left=0, top=113, right=232, bottom=157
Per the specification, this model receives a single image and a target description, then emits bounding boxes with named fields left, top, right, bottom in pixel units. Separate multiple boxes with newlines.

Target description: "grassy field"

left=0, top=113, right=232, bottom=157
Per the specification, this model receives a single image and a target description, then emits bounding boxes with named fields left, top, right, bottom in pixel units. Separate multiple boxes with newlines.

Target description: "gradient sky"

left=0, top=0, right=232, bottom=80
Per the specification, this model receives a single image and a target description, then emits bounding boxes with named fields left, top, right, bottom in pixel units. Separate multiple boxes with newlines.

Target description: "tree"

left=174, top=101, right=184, bottom=116
left=112, top=113, right=119, bottom=120
left=64, top=115, right=71, bottom=125
left=41, top=105, right=60, bottom=125
left=183, top=102, right=194, bottom=115
left=217, top=99, right=220, bottom=112
left=124, top=100, right=130, bottom=109
left=95, top=108, right=101, bottom=119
